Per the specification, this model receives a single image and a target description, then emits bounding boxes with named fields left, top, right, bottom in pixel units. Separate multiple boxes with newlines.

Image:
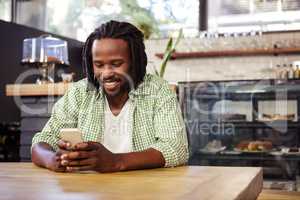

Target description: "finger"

left=53, top=164, right=66, bottom=172
left=54, top=168, right=66, bottom=173
left=54, top=155, right=62, bottom=162
left=66, top=158, right=95, bottom=167
left=56, top=149, right=70, bottom=158
left=74, top=141, right=101, bottom=151
left=61, top=151, right=91, bottom=161
left=66, top=165, right=94, bottom=172
left=58, top=140, right=72, bottom=150
left=48, top=155, right=66, bottom=172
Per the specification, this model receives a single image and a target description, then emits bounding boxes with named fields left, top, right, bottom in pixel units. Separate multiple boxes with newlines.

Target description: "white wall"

left=145, top=31, right=300, bottom=83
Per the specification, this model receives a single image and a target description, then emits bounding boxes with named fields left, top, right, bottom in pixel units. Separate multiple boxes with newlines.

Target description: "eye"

left=111, top=61, right=123, bottom=67
left=93, top=62, right=104, bottom=68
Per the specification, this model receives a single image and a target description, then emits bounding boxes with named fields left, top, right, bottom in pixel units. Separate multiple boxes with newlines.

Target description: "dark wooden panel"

left=19, top=145, right=31, bottom=161
left=20, top=97, right=59, bottom=117
left=20, top=104, right=53, bottom=117
left=20, top=131, right=36, bottom=145
left=20, top=117, right=49, bottom=131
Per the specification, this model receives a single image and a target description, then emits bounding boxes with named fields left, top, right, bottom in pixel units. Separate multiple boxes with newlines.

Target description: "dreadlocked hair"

left=82, top=20, right=147, bottom=90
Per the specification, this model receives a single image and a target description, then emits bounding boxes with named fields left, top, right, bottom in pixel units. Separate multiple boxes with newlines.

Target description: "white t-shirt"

left=103, top=97, right=133, bottom=153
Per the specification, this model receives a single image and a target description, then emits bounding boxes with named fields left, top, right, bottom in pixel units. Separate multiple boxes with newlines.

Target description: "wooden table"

left=1, top=163, right=263, bottom=200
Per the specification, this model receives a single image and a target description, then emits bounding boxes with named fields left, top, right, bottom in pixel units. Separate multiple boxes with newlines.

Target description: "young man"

left=31, top=20, right=188, bottom=173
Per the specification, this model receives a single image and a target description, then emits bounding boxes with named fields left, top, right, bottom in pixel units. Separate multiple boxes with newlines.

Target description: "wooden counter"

left=258, top=189, right=300, bottom=200
left=5, top=82, right=72, bottom=96
left=1, top=163, right=262, bottom=200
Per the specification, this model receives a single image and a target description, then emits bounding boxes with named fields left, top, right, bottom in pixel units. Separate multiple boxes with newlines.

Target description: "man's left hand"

left=60, top=142, right=123, bottom=173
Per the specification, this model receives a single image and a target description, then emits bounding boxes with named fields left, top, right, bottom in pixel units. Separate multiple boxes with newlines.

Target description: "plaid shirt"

left=32, top=74, right=189, bottom=167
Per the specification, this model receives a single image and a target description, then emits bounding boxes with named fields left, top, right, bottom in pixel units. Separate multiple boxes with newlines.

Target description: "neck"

left=106, top=92, right=129, bottom=110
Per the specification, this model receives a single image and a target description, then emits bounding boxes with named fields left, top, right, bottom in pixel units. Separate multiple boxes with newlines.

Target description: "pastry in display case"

left=259, top=113, right=295, bottom=121
left=257, top=100, right=297, bottom=122
left=235, top=140, right=273, bottom=152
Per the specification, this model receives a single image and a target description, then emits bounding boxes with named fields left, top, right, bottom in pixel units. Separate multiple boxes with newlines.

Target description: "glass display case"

left=178, top=79, right=300, bottom=181
left=21, top=35, right=69, bottom=84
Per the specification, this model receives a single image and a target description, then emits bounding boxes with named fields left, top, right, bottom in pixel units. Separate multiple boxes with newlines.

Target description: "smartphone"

left=60, top=128, right=84, bottom=147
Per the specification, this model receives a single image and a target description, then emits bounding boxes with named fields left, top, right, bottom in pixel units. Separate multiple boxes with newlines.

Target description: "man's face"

left=92, top=38, right=131, bottom=98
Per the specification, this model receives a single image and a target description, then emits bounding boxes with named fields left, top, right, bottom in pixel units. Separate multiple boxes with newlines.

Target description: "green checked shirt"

left=32, top=74, right=189, bottom=167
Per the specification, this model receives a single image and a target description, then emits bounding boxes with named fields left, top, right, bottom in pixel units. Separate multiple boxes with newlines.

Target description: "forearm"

left=31, top=142, right=56, bottom=169
left=117, top=148, right=165, bottom=171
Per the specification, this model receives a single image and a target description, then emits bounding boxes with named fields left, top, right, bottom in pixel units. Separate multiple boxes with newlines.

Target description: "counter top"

left=5, top=83, right=72, bottom=96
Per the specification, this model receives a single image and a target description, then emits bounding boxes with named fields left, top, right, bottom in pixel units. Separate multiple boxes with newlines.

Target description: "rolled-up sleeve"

left=150, top=89, right=189, bottom=167
left=31, top=83, right=82, bottom=151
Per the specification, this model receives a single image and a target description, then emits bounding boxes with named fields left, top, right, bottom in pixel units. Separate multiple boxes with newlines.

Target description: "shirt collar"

left=128, top=79, right=152, bottom=100
left=95, top=87, right=104, bottom=100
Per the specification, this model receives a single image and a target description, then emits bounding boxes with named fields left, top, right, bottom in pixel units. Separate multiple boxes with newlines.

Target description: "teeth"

left=105, top=82, right=116, bottom=85
left=104, top=81, right=118, bottom=88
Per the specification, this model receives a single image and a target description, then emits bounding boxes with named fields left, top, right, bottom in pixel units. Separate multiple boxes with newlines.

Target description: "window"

left=137, top=0, right=199, bottom=37
left=13, top=0, right=199, bottom=41
left=16, top=1, right=47, bottom=31
left=0, top=0, right=11, bottom=21
left=46, top=0, right=124, bottom=41
left=45, top=0, right=199, bottom=40
left=208, top=0, right=300, bottom=33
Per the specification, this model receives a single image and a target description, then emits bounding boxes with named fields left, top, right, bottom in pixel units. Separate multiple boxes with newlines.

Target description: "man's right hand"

left=31, top=141, right=72, bottom=172
left=57, top=139, right=72, bottom=151
left=46, top=140, right=73, bottom=172
left=45, top=150, right=66, bottom=172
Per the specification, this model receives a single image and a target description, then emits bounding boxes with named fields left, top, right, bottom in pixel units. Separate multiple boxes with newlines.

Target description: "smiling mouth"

left=102, top=79, right=121, bottom=90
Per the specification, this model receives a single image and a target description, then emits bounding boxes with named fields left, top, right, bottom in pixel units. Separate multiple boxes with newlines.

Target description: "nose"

left=101, top=65, right=114, bottom=79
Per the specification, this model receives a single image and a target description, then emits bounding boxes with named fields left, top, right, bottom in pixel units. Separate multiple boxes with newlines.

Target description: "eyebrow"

left=93, top=58, right=124, bottom=63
